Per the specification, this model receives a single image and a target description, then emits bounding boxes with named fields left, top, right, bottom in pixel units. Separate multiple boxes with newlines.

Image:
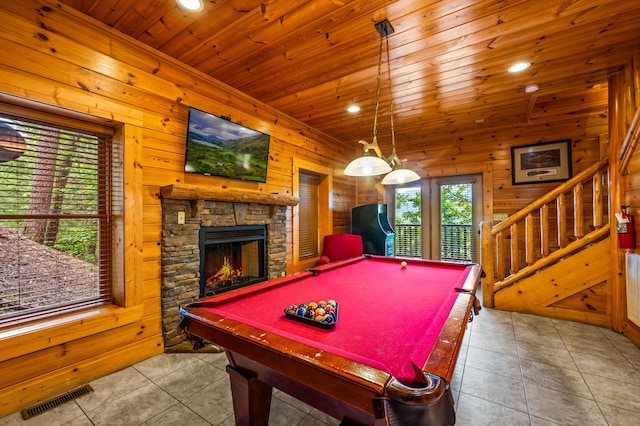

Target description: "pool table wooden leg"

left=226, top=365, right=273, bottom=426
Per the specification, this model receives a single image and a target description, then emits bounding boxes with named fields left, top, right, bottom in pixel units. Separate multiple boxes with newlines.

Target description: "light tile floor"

left=2, top=308, right=640, bottom=425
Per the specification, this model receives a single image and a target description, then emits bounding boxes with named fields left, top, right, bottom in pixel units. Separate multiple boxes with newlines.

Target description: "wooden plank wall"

left=0, top=0, right=357, bottom=416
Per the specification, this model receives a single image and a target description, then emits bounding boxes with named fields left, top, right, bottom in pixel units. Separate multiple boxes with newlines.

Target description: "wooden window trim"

left=0, top=304, right=144, bottom=362
left=0, top=101, right=142, bottom=357
left=292, top=159, right=333, bottom=272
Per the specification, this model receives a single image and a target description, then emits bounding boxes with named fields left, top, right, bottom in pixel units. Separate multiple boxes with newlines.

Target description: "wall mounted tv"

left=184, top=107, right=270, bottom=183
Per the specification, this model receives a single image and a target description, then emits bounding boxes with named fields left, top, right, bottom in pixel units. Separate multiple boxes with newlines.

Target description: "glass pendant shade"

left=380, top=167, right=421, bottom=185
left=343, top=155, right=392, bottom=176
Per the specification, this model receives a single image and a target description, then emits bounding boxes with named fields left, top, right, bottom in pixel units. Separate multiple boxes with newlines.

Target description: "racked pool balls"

left=285, top=299, right=338, bottom=325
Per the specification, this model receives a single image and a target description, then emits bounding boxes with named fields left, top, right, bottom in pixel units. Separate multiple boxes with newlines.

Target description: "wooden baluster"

left=497, top=230, right=507, bottom=280
left=540, top=204, right=549, bottom=257
left=525, top=212, right=534, bottom=265
left=593, top=171, right=604, bottom=228
left=557, top=194, right=567, bottom=248
left=574, top=183, right=584, bottom=238
left=510, top=222, right=519, bottom=274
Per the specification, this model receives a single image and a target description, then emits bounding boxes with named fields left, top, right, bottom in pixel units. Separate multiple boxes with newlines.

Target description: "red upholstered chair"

left=317, top=233, right=363, bottom=265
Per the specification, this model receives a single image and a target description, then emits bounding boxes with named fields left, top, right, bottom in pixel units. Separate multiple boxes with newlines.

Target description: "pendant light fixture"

left=343, top=20, right=420, bottom=185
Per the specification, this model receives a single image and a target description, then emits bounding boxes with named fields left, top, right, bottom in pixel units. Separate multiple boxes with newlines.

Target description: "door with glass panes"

left=392, top=174, right=482, bottom=262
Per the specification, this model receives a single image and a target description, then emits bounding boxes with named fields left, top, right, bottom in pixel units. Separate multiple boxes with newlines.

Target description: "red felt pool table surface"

left=180, top=255, right=482, bottom=425
left=190, top=255, right=476, bottom=386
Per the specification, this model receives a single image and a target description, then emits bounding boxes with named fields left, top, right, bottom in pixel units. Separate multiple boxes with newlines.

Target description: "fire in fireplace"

left=199, top=225, right=267, bottom=296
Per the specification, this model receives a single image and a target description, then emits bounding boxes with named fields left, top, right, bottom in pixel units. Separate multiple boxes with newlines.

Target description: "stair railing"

left=481, top=158, right=610, bottom=307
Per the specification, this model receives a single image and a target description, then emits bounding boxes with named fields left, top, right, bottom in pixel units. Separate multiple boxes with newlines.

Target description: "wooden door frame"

left=427, top=175, right=483, bottom=261
left=385, top=163, right=493, bottom=260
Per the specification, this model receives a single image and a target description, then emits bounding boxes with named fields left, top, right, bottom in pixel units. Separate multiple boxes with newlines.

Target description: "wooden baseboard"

left=623, top=320, right=640, bottom=348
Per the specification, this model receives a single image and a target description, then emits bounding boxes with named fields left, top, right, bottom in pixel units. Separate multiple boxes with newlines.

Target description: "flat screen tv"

left=184, top=107, right=270, bottom=183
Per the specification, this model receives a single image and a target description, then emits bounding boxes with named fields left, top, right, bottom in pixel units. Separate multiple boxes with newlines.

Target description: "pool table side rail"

left=423, top=264, right=483, bottom=382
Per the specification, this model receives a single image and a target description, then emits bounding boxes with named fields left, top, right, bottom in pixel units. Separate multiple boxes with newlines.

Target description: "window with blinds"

left=0, top=111, right=116, bottom=325
left=298, top=172, right=321, bottom=260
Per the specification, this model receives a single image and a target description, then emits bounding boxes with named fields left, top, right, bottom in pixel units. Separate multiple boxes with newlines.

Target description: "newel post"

left=480, top=221, right=495, bottom=308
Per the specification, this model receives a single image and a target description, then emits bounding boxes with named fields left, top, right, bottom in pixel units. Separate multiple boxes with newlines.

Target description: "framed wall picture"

left=511, top=139, right=572, bottom=185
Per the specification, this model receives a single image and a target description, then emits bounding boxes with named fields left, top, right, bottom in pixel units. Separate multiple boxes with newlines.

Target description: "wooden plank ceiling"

left=57, top=0, right=640, bottom=157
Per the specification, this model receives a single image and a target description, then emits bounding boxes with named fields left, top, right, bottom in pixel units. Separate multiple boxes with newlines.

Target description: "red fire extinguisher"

left=616, top=206, right=635, bottom=249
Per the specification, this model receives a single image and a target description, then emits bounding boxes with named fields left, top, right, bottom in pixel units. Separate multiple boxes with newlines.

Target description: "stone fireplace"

left=159, top=184, right=297, bottom=348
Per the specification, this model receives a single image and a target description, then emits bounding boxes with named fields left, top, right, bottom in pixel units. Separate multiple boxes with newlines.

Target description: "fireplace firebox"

left=199, top=225, right=267, bottom=297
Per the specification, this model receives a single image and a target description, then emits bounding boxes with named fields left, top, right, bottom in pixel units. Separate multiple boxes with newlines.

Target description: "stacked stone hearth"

left=160, top=198, right=287, bottom=349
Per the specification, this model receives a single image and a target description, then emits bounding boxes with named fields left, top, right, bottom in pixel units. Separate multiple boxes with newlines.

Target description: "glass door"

left=428, top=175, right=482, bottom=262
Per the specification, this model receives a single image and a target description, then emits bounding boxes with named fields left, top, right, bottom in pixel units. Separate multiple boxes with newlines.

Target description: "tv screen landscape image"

left=184, top=107, right=270, bottom=183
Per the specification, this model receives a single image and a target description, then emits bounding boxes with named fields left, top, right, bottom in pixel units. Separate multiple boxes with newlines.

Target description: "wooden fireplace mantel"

left=159, top=184, right=299, bottom=207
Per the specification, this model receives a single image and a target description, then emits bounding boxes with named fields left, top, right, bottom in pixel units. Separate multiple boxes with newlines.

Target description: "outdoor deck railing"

left=395, top=223, right=473, bottom=261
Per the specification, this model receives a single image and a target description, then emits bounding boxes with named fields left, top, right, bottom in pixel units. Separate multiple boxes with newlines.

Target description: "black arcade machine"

left=352, top=204, right=395, bottom=256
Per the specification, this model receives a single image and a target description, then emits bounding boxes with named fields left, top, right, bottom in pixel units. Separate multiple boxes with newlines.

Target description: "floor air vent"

left=21, top=385, right=93, bottom=420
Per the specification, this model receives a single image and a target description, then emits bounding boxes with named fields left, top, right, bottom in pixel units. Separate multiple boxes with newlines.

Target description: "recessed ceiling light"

left=177, top=0, right=204, bottom=12
left=508, top=62, right=531, bottom=73
left=525, top=84, right=539, bottom=93
left=347, top=105, right=361, bottom=113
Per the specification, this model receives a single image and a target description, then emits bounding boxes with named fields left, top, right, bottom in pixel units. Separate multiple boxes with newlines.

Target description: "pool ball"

left=401, top=261, right=407, bottom=268
left=285, top=305, right=297, bottom=315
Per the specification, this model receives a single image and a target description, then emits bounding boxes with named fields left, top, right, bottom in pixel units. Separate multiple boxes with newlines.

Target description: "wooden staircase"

left=481, top=158, right=613, bottom=327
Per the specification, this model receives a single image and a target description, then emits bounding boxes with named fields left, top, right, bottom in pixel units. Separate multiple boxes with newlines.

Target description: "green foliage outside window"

left=395, top=184, right=473, bottom=225
left=395, top=188, right=421, bottom=224
left=440, top=183, right=472, bottom=225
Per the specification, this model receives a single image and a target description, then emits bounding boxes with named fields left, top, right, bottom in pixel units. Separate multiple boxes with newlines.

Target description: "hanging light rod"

left=343, top=20, right=420, bottom=185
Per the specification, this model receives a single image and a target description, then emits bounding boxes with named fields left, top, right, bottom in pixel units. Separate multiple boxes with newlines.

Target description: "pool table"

left=179, top=255, right=482, bottom=425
